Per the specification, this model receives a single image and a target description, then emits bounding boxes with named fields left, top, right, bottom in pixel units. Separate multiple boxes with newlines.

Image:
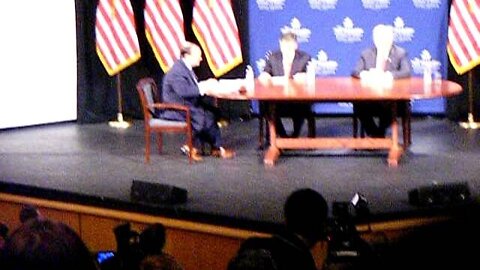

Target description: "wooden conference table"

left=209, top=77, right=462, bottom=166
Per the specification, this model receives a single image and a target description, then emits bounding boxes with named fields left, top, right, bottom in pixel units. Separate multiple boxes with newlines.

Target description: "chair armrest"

left=149, top=103, right=191, bottom=123
left=150, top=103, right=190, bottom=112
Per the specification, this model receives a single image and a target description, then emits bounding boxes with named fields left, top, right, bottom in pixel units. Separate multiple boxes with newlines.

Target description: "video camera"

left=324, top=193, right=375, bottom=268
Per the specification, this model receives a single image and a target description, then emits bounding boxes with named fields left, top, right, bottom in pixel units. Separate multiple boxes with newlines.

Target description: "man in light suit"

left=258, top=32, right=313, bottom=138
left=352, top=24, right=411, bottom=138
left=161, top=42, right=234, bottom=161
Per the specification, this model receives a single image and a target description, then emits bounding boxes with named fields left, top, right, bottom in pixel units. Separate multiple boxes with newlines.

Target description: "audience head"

left=279, top=32, right=298, bottom=58
left=1, top=218, right=97, bottom=270
left=284, top=188, right=328, bottom=246
left=180, top=42, right=203, bottom=68
left=139, top=254, right=184, bottom=270
left=379, top=209, right=480, bottom=270
left=0, top=222, right=8, bottom=238
left=372, top=24, right=394, bottom=53
left=19, top=204, right=41, bottom=224
left=227, top=249, right=277, bottom=270
left=0, top=222, right=8, bottom=250
left=140, top=223, right=166, bottom=256
left=113, top=223, right=140, bottom=255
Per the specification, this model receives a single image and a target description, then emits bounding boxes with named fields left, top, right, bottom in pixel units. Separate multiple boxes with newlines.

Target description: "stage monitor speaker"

left=131, top=180, right=188, bottom=205
left=408, top=182, right=471, bottom=207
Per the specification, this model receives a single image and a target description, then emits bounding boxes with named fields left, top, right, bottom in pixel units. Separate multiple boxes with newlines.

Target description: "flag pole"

left=459, top=70, right=479, bottom=129
left=108, top=73, right=131, bottom=129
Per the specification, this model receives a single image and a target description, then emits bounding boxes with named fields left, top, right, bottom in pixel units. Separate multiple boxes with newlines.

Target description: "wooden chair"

left=136, top=78, right=193, bottom=163
left=353, top=101, right=412, bottom=148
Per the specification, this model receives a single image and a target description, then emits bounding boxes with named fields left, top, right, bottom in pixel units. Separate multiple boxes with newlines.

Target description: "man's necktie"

left=283, top=61, right=292, bottom=78
left=190, top=70, right=198, bottom=84
left=376, top=54, right=388, bottom=71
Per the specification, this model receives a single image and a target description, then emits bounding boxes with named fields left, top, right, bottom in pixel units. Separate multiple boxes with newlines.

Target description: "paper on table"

left=270, top=76, right=288, bottom=85
left=198, top=79, right=219, bottom=95
left=212, top=79, right=245, bottom=94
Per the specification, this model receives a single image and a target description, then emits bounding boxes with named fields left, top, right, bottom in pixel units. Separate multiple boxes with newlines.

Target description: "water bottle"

left=306, top=61, right=316, bottom=86
left=423, top=63, right=432, bottom=85
left=245, top=65, right=255, bottom=92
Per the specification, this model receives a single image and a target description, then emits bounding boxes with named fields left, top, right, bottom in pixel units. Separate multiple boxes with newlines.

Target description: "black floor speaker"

left=131, top=180, right=188, bottom=205
left=408, top=182, right=471, bottom=207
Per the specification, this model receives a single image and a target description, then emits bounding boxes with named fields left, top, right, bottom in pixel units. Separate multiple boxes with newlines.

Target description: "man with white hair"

left=352, top=24, right=411, bottom=138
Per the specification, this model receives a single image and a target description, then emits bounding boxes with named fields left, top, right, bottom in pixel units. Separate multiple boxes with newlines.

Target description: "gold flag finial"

left=110, top=0, right=117, bottom=18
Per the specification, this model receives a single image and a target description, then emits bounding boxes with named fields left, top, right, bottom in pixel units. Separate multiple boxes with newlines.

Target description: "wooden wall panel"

left=0, top=201, right=22, bottom=232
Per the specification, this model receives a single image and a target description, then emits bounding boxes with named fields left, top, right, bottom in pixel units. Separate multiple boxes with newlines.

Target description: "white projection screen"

left=0, top=1, right=77, bottom=129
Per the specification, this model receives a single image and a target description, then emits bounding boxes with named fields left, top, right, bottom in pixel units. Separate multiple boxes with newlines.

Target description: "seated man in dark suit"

left=258, top=32, right=313, bottom=138
left=161, top=42, right=234, bottom=161
left=352, top=24, right=411, bottom=138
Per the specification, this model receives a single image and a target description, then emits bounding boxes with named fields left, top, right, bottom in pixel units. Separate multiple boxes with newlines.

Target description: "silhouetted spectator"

left=138, top=223, right=184, bottom=270
left=99, top=223, right=142, bottom=270
left=140, top=254, right=184, bottom=270
left=139, top=223, right=166, bottom=256
left=235, top=188, right=329, bottom=270
left=0, top=222, right=8, bottom=250
left=227, top=249, right=277, bottom=270
left=0, top=218, right=98, bottom=270
left=19, top=204, right=41, bottom=224
left=379, top=205, right=480, bottom=270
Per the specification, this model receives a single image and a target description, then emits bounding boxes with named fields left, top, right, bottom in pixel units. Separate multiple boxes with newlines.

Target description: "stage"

left=1, top=116, right=479, bottom=231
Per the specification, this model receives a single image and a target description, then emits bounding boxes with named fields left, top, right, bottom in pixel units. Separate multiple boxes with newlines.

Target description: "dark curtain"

left=445, top=0, right=480, bottom=121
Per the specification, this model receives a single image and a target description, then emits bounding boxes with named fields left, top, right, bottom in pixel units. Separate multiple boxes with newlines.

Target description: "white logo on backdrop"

left=361, top=0, right=390, bottom=10
left=256, top=58, right=267, bottom=73
left=281, top=18, right=311, bottom=43
left=333, top=17, right=364, bottom=43
left=256, top=0, right=286, bottom=11
left=393, top=17, right=415, bottom=43
left=308, top=0, right=338, bottom=10
left=412, top=0, right=441, bottom=9
left=255, top=51, right=273, bottom=73
left=311, top=50, right=338, bottom=75
left=411, top=50, right=441, bottom=75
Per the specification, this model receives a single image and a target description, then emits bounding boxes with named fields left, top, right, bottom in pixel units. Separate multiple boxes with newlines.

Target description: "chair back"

left=136, top=78, right=159, bottom=122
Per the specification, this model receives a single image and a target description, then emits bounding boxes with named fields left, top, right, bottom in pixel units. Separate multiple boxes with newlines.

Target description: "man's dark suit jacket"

left=261, top=50, right=313, bottom=133
left=351, top=45, right=411, bottom=79
left=263, top=50, right=311, bottom=77
left=161, top=59, right=215, bottom=133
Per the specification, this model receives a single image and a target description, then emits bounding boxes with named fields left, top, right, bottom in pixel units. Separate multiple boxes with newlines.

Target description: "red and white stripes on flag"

left=447, top=0, right=480, bottom=75
left=192, top=0, right=243, bottom=77
left=95, top=0, right=141, bottom=76
left=145, top=0, right=185, bottom=73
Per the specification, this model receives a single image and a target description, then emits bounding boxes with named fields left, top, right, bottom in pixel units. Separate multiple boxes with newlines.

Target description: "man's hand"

left=293, top=72, right=307, bottom=83
left=258, top=72, right=272, bottom=85
left=198, top=78, right=219, bottom=95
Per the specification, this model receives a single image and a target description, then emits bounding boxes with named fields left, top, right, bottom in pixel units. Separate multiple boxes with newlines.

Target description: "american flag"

left=95, top=0, right=141, bottom=76
left=144, top=0, right=185, bottom=73
left=447, top=0, right=480, bottom=75
left=192, top=0, right=243, bottom=77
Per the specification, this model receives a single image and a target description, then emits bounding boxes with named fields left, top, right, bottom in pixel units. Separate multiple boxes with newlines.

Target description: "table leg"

left=264, top=146, right=280, bottom=166
left=263, top=103, right=280, bottom=166
left=388, top=102, right=404, bottom=167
